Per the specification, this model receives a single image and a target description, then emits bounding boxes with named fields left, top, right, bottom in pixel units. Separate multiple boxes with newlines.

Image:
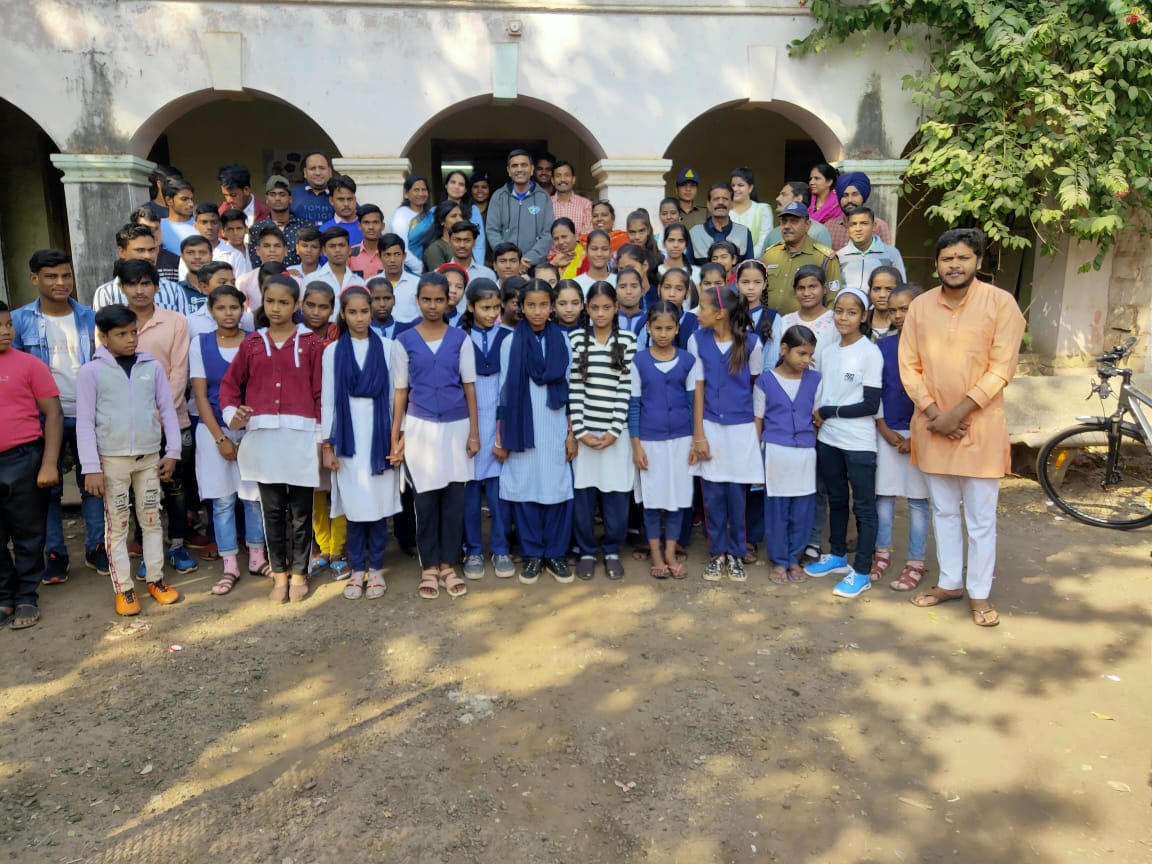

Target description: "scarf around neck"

left=330, top=331, right=391, bottom=474
left=500, top=320, right=568, bottom=452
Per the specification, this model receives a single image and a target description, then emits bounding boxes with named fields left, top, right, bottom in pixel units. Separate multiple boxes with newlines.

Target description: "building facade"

left=0, top=0, right=1144, bottom=366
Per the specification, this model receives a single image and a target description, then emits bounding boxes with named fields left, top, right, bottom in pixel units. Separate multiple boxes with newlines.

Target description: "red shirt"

left=0, top=347, right=59, bottom=452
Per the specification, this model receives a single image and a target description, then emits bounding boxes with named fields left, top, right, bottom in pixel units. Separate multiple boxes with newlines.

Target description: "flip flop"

left=787, top=564, right=809, bottom=584
left=650, top=563, right=670, bottom=579
left=10, top=604, right=41, bottom=630
left=971, top=605, right=1001, bottom=627
left=666, top=561, right=687, bottom=579
left=768, top=566, right=789, bottom=586
left=911, top=586, right=965, bottom=607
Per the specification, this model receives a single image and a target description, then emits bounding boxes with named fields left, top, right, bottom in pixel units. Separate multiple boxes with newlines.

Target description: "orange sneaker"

left=146, top=579, right=181, bottom=605
left=115, top=589, right=142, bottom=616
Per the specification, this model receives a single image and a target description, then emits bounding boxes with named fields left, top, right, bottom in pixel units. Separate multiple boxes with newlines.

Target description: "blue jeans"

left=212, top=494, right=265, bottom=557
left=46, top=416, right=104, bottom=555
left=876, top=495, right=930, bottom=560
left=816, top=442, right=877, bottom=576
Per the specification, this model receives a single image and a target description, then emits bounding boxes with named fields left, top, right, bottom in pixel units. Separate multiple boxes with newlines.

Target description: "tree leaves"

left=790, top=0, right=1152, bottom=264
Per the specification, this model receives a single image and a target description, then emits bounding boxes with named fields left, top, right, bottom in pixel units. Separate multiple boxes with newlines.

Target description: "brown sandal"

left=911, top=586, right=964, bottom=607
left=269, top=573, right=289, bottom=603
left=971, top=604, right=1001, bottom=627
left=288, top=575, right=309, bottom=602
left=890, top=561, right=926, bottom=592
left=211, top=570, right=240, bottom=595
left=869, top=550, right=892, bottom=582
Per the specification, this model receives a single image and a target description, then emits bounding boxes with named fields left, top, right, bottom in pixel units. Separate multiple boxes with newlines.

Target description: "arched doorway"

left=663, top=101, right=842, bottom=200
left=0, top=99, right=67, bottom=305
left=131, top=89, right=340, bottom=208
left=403, top=95, right=607, bottom=201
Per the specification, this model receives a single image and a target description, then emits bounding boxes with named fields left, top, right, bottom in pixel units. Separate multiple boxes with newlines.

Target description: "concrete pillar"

left=331, top=157, right=412, bottom=215
left=50, top=154, right=154, bottom=304
left=1030, top=238, right=1114, bottom=368
left=590, top=159, right=673, bottom=224
left=834, top=158, right=909, bottom=243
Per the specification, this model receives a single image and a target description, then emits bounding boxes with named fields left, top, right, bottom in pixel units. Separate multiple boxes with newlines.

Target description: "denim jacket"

left=11, top=298, right=97, bottom=366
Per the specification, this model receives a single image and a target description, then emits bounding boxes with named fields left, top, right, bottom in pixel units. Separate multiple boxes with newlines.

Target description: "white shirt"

left=42, top=313, right=83, bottom=416
left=390, top=271, right=422, bottom=323
left=814, top=336, right=883, bottom=452
left=313, top=263, right=365, bottom=297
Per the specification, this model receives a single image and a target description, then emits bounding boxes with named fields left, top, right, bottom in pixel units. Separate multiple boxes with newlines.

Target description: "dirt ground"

left=2, top=477, right=1150, bottom=864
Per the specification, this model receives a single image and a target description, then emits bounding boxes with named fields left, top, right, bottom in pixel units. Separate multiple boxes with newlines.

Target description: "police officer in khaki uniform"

left=761, top=201, right=842, bottom=313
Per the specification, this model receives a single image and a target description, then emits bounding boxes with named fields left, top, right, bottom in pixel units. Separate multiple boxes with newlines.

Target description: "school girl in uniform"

left=689, top=285, right=761, bottom=582
left=321, top=287, right=402, bottom=601
left=734, top=259, right=780, bottom=565
left=299, top=281, right=349, bottom=579
left=872, top=284, right=931, bottom=591
left=494, top=279, right=575, bottom=584
left=459, top=278, right=516, bottom=580
left=391, top=272, right=480, bottom=600
left=569, top=282, right=638, bottom=581
left=553, top=280, right=586, bottom=334
left=630, top=301, right=696, bottom=579
left=189, top=285, right=268, bottom=594
left=220, top=275, right=324, bottom=603
left=755, top=325, right=822, bottom=585
left=804, top=287, right=883, bottom=600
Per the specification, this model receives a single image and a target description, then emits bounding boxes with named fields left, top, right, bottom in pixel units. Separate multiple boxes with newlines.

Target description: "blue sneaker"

left=832, top=570, right=871, bottom=599
left=167, top=546, right=199, bottom=574
left=804, top=554, right=851, bottom=578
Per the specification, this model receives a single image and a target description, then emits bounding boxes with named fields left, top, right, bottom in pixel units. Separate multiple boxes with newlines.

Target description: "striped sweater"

left=568, top=328, right=637, bottom=438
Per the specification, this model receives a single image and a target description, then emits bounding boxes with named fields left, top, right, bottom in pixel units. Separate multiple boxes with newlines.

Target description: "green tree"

left=792, top=0, right=1152, bottom=265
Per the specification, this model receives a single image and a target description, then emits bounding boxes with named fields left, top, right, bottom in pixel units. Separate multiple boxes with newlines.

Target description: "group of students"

left=0, top=146, right=1004, bottom=630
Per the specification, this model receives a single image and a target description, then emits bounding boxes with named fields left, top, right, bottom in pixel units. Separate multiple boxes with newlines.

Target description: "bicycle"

left=1036, top=335, right=1152, bottom=529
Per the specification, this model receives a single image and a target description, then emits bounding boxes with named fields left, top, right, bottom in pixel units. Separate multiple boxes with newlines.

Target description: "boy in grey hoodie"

left=76, top=304, right=183, bottom=616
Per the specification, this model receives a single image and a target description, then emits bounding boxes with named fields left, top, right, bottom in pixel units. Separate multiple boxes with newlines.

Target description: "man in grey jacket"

left=486, top=149, right=554, bottom=272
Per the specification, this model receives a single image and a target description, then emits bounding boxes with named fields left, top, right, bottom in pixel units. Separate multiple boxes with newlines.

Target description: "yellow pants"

left=313, top=491, right=347, bottom=557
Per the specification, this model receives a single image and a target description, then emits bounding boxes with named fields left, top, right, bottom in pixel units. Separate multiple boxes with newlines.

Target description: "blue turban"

left=834, top=171, right=872, bottom=203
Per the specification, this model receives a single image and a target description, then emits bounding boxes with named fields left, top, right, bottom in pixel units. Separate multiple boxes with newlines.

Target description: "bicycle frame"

left=1075, top=369, right=1152, bottom=486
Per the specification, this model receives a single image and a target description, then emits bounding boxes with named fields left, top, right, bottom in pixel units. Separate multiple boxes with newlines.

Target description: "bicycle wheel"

left=1037, top=422, right=1152, bottom=529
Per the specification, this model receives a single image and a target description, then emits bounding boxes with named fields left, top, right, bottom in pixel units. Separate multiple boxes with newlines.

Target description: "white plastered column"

left=50, top=154, right=155, bottom=304
left=835, top=158, right=909, bottom=243
left=590, top=159, right=674, bottom=226
left=331, top=157, right=412, bottom=216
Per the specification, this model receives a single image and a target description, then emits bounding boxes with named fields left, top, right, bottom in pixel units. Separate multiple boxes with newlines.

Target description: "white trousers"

left=923, top=474, right=1000, bottom=600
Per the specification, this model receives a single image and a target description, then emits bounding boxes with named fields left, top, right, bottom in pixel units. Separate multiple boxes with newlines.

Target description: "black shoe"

left=546, top=557, right=573, bottom=584
left=84, top=545, right=111, bottom=576
left=42, top=551, right=70, bottom=585
left=518, top=558, right=543, bottom=585
left=576, top=557, right=596, bottom=581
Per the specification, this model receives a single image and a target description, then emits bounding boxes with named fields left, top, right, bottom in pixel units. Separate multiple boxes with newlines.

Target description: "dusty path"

left=2, top=478, right=1150, bottom=863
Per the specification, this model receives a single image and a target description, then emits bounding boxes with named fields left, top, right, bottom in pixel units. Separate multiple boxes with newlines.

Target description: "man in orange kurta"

left=899, top=229, right=1026, bottom=627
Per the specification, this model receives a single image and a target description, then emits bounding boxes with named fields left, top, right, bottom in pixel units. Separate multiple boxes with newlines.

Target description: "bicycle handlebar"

left=1095, top=335, right=1138, bottom=364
